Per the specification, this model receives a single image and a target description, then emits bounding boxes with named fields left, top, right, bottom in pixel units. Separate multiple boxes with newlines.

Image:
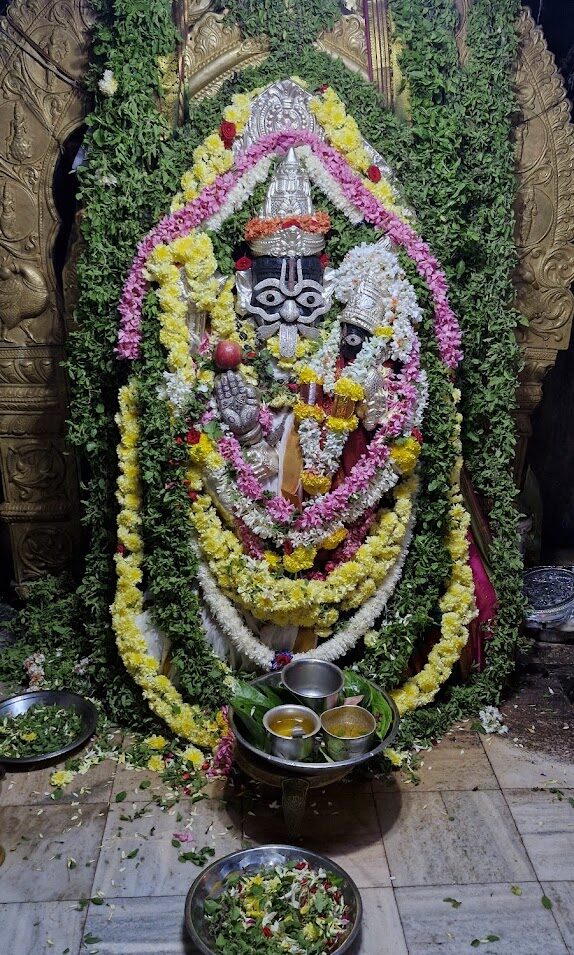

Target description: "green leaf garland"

left=3, top=0, right=526, bottom=748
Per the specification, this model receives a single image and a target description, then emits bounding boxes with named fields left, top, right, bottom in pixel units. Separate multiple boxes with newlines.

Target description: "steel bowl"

left=523, top=566, right=574, bottom=626
left=185, top=844, right=362, bottom=955
left=322, top=705, right=377, bottom=761
left=281, top=658, right=344, bottom=713
left=263, top=704, right=321, bottom=760
left=229, top=671, right=400, bottom=777
left=0, top=690, right=98, bottom=768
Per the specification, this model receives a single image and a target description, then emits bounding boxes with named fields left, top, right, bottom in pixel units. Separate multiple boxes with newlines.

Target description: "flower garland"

left=245, top=211, right=331, bottom=240
left=391, top=421, right=477, bottom=715
left=111, top=382, right=220, bottom=745
left=171, top=90, right=261, bottom=209
left=117, top=127, right=462, bottom=370
left=188, top=477, right=417, bottom=631
left=308, top=85, right=405, bottom=218
left=197, top=490, right=417, bottom=669
left=112, top=377, right=421, bottom=680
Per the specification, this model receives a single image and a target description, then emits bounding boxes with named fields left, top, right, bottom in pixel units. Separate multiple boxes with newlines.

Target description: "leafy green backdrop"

left=2, top=0, right=525, bottom=747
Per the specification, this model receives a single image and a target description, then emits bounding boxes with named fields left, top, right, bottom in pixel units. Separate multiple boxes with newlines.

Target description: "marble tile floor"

left=0, top=730, right=572, bottom=954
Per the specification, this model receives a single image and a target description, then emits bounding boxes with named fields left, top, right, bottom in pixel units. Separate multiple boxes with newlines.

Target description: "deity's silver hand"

left=358, top=368, right=391, bottom=431
left=214, top=370, right=261, bottom=441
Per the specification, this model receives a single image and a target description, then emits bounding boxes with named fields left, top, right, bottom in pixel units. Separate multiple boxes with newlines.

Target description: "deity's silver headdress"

left=246, top=148, right=328, bottom=258
left=339, top=272, right=385, bottom=335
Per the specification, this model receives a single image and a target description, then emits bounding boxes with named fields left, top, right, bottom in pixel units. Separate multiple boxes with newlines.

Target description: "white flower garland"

left=203, top=156, right=273, bottom=232
left=196, top=504, right=417, bottom=669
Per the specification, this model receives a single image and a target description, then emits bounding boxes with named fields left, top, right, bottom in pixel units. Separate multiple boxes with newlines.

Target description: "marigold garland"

left=391, top=452, right=477, bottom=714
left=112, top=382, right=220, bottom=746
left=245, top=211, right=331, bottom=240
left=308, top=86, right=405, bottom=219
left=188, top=478, right=416, bottom=629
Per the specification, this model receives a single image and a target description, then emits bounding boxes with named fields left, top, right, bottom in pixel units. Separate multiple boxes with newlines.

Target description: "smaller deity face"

left=340, top=320, right=370, bottom=362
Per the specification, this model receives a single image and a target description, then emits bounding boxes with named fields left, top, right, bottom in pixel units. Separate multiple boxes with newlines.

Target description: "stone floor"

left=1, top=724, right=573, bottom=954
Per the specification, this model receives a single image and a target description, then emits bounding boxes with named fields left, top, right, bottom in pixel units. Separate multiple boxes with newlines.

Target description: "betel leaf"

left=541, top=895, right=553, bottom=910
left=230, top=681, right=282, bottom=749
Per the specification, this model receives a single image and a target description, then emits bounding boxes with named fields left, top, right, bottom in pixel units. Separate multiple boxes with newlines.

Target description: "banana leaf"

left=230, top=681, right=283, bottom=750
left=343, top=670, right=394, bottom=740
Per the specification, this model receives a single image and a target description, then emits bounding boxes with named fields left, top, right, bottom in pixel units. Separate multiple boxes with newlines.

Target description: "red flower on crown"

left=367, top=164, right=382, bottom=183
left=235, top=256, right=252, bottom=271
left=320, top=253, right=330, bottom=269
left=219, top=120, right=236, bottom=147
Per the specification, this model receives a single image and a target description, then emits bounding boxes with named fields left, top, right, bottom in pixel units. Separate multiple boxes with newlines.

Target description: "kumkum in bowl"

left=321, top=705, right=377, bottom=761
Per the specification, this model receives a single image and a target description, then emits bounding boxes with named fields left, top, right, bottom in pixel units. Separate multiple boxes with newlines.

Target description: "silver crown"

left=248, top=148, right=326, bottom=257
left=339, top=274, right=385, bottom=335
left=260, top=147, right=313, bottom=217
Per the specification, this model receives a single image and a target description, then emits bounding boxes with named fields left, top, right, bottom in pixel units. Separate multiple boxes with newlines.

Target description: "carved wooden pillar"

left=512, top=9, right=574, bottom=487
left=0, top=0, right=93, bottom=587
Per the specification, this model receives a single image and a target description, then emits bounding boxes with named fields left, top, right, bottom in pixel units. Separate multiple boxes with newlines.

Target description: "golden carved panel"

left=0, top=0, right=92, bottom=586
left=316, top=13, right=369, bottom=80
left=183, top=11, right=268, bottom=103
left=0, top=0, right=93, bottom=347
left=512, top=8, right=574, bottom=483
left=9, top=521, right=76, bottom=576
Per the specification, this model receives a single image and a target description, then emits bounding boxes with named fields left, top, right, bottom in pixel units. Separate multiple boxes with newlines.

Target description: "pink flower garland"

left=117, top=129, right=462, bottom=369
left=215, top=335, right=421, bottom=534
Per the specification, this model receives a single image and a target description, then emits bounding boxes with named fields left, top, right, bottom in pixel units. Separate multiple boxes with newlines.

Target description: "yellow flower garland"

left=146, top=233, right=240, bottom=375
left=171, top=91, right=259, bottom=210
left=309, top=87, right=406, bottom=217
left=112, top=382, right=220, bottom=746
left=188, top=476, right=416, bottom=631
left=390, top=402, right=477, bottom=715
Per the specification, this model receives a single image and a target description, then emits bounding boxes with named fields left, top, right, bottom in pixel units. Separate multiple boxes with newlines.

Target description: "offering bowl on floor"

left=185, top=844, right=362, bottom=955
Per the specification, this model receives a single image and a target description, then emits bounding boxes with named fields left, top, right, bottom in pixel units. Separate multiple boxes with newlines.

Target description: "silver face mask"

left=236, top=257, right=332, bottom=359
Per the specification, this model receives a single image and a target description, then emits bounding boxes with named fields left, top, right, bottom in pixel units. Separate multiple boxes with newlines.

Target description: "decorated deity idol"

left=114, top=79, right=476, bottom=725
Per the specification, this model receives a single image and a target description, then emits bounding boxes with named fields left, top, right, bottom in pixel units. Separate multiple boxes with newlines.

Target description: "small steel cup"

left=321, top=705, right=377, bottom=761
left=281, top=659, right=344, bottom=714
left=263, top=704, right=321, bottom=761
